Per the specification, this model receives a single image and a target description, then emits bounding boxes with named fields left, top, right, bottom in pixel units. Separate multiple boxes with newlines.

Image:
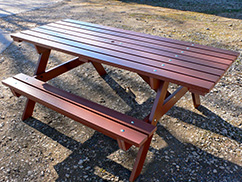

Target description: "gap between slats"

left=55, top=21, right=234, bottom=65
left=22, top=29, right=219, bottom=83
left=40, top=24, right=227, bottom=74
left=62, top=19, right=238, bottom=60
left=11, top=32, right=214, bottom=93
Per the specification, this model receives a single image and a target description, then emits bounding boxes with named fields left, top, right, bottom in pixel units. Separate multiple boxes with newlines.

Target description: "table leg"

left=21, top=46, right=51, bottom=120
left=91, top=61, right=107, bottom=76
left=34, top=46, right=51, bottom=75
left=129, top=135, right=152, bottom=182
left=192, top=93, right=201, bottom=108
left=138, top=74, right=160, bottom=91
left=148, top=82, right=188, bottom=125
left=117, top=139, right=132, bottom=151
left=149, top=81, right=169, bottom=125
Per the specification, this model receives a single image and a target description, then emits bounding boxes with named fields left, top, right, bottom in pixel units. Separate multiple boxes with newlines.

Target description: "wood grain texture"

left=10, top=19, right=240, bottom=95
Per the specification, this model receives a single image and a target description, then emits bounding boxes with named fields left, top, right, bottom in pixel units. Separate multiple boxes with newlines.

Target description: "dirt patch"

left=0, top=0, right=241, bottom=181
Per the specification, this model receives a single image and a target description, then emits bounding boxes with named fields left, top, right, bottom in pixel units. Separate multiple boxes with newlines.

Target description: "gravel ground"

left=0, top=0, right=241, bottom=181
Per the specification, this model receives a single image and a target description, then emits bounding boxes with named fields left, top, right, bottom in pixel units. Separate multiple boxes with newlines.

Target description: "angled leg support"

left=35, top=57, right=85, bottom=81
left=117, top=139, right=132, bottom=151
left=148, top=82, right=188, bottom=125
left=149, top=81, right=169, bottom=125
left=91, top=61, right=107, bottom=77
left=138, top=74, right=161, bottom=92
left=129, top=135, right=152, bottom=182
left=22, top=46, right=51, bottom=121
left=192, top=93, right=201, bottom=108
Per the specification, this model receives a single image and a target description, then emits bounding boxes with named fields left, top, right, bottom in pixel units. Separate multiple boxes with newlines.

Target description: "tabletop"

left=11, top=19, right=240, bottom=95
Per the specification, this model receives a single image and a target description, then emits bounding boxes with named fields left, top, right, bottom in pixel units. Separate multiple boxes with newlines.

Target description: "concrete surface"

left=0, top=0, right=62, bottom=53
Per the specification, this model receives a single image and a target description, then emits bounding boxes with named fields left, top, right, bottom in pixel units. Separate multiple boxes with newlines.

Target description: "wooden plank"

left=2, top=76, right=150, bottom=147
left=35, top=57, right=85, bottom=81
left=192, top=93, right=201, bottom=108
left=22, top=99, right=35, bottom=121
left=35, top=26, right=226, bottom=75
left=10, top=33, right=214, bottom=94
left=46, top=23, right=229, bottom=71
left=129, top=135, right=153, bottom=182
left=117, top=139, right=132, bottom=151
left=22, top=46, right=51, bottom=121
left=14, top=73, right=156, bottom=137
left=91, top=61, right=107, bottom=76
left=149, top=81, right=169, bottom=125
left=161, top=86, right=189, bottom=117
left=55, top=21, right=235, bottom=64
left=149, top=78, right=160, bottom=91
left=63, top=19, right=239, bottom=58
left=34, top=46, right=50, bottom=75
left=21, top=30, right=220, bottom=83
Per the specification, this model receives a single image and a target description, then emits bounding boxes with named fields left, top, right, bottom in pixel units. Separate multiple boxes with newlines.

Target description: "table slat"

left=40, top=24, right=226, bottom=74
left=64, top=19, right=239, bottom=57
left=11, top=19, right=239, bottom=95
left=11, top=32, right=214, bottom=94
left=61, top=20, right=237, bottom=62
left=27, top=28, right=220, bottom=83
left=51, top=22, right=232, bottom=68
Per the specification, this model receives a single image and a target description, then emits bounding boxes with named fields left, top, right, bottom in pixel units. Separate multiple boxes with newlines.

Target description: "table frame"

left=22, top=45, right=199, bottom=126
left=5, top=19, right=239, bottom=181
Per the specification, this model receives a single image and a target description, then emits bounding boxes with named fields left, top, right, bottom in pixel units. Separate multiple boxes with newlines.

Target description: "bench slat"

left=14, top=73, right=156, bottom=137
left=64, top=19, right=239, bottom=57
left=24, top=28, right=220, bottom=83
left=3, top=75, right=154, bottom=147
left=11, top=32, right=214, bottom=94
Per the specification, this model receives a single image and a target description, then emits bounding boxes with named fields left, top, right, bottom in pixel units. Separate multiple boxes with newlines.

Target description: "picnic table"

left=2, top=19, right=239, bottom=181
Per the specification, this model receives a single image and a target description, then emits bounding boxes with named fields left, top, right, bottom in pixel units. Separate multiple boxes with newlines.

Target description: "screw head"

left=120, top=129, right=125, bottom=132
left=153, top=69, right=157, bottom=72
left=186, top=47, right=190, bottom=50
left=131, top=121, right=134, bottom=124
left=181, top=51, right=184, bottom=53
left=169, top=59, right=172, bottom=61
left=192, top=44, right=194, bottom=46
left=161, top=64, right=165, bottom=67
left=175, top=55, right=178, bottom=57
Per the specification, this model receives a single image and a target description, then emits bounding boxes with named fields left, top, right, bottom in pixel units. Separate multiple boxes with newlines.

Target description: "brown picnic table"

left=2, top=19, right=239, bottom=181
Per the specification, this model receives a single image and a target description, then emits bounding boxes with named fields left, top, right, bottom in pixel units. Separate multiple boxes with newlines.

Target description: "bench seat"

left=2, top=73, right=156, bottom=147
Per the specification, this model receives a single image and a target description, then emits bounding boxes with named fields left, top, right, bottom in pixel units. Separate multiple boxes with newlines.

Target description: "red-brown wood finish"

left=192, top=93, right=201, bottom=108
left=2, top=75, right=156, bottom=147
left=5, top=19, right=240, bottom=182
left=11, top=19, right=239, bottom=95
